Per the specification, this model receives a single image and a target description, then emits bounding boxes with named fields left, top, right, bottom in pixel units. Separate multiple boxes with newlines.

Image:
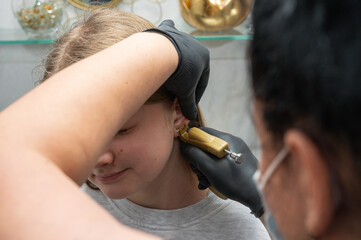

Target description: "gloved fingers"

left=195, top=170, right=211, bottom=189
left=158, top=19, right=175, bottom=28
left=180, top=141, right=220, bottom=173
left=252, top=204, right=265, bottom=218
left=146, top=18, right=210, bottom=120
left=198, top=183, right=209, bottom=190
left=195, top=65, right=209, bottom=104
left=181, top=127, right=258, bottom=172
left=178, top=93, right=197, bottom=120
left=177, top=58, right=209, bottom=120
left=190, top=164, right=211, bottom=190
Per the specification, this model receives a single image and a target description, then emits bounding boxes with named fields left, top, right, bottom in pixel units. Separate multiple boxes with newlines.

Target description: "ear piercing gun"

left=178, top=124, right=244, bottom=200
left=178, top=124, right=243, bottom=164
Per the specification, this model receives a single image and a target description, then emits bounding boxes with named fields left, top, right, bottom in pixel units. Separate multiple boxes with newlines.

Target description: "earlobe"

left=284, top=130, right=334, bottom=237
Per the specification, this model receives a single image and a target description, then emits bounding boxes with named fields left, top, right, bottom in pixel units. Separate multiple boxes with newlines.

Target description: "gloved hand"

left=145, top=20, right=210, bottom=120
left=180, top=127, right=264, bottom=218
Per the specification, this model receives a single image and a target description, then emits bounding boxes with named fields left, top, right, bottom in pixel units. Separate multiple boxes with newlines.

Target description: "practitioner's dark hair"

left=251, top=0, right=361, bottom=210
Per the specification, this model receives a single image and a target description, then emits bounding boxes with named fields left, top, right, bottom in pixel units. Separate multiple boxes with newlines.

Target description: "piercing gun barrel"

left=178, top=125, right=243, bottom=163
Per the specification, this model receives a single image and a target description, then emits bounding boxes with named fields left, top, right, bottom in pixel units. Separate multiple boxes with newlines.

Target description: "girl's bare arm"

left=0, top=32, right=176, bottom=240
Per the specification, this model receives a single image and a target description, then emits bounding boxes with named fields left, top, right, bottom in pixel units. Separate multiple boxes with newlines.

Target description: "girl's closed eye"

left=116, top=126, right=135, bottom=136
left=117, top=128, right=130, bottom=135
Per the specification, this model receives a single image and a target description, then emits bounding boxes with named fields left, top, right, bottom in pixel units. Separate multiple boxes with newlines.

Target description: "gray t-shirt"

left=82, top=185, right=270, bottom=240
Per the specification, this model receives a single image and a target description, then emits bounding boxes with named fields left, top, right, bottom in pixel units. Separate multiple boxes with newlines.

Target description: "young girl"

left=41, top=8, right=269, bottom=240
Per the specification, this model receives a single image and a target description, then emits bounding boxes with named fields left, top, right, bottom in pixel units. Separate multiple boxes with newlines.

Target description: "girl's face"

left=88, top=101, right=186, bottom=199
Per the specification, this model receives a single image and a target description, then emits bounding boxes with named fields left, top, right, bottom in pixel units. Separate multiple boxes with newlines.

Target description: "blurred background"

left=0, top=0, right=260, bottom=157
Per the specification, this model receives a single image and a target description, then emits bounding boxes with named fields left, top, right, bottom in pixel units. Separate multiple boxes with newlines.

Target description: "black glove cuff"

left=252, top=206, right=264, bottom=218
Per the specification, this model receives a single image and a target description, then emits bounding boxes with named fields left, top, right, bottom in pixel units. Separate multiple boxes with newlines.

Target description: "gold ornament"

left=179, top=0, right=253, bottom=31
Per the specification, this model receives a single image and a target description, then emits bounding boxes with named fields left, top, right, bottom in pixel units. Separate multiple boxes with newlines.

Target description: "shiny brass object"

left=178, top=124, right=244, bottom=200
left=179, top=0, right=253, bottom=31
left=178, top=124, right=243, bottom=164
left=67, top=0, right=122, bottom=10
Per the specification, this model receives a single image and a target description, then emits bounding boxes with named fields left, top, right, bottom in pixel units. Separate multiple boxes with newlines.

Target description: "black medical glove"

left=180, top=127, right=264, bottom=218
left=145, top=20, right=210, bottom=120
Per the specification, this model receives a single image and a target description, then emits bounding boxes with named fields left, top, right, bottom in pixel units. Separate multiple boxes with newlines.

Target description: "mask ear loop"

left=258, top=147, right=289, bottom=190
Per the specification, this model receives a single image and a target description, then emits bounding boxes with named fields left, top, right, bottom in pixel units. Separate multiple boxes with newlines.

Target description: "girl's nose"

left=95, top=151, right=114, bottom=168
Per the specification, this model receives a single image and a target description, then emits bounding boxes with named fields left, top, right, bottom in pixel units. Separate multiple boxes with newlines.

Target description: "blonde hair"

left=41, top=8, right=205, bottom=190
left=42, top=8, right=204, bottom=122
left=42, top=8, right=154, bottom=80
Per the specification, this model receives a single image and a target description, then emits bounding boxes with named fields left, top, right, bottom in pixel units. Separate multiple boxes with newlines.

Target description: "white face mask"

left=253, top=147, right=289, bottom=240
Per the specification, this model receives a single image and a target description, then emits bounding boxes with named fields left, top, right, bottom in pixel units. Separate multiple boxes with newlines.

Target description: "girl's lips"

left=95, top=169, right=128, bottom=183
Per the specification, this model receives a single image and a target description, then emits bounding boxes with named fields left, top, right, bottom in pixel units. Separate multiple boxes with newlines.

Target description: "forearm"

left=0, top=32, right=174, bottom=239
left=0, top=32, right=177, bottom=184
left=1, top=150, right=160, bottom=240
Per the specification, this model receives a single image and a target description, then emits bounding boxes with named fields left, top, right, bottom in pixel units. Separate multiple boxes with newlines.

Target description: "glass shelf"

left=0, top=29, right=54, bottom=44
left=0, top=1, right=253, bottom=45
left=0, top=23, right=252, bottom=45
left=173, top=14, right=253, bottom=41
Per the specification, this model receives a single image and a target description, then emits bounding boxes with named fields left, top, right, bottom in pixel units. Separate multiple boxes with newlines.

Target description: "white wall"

left=0, top=0, right=260, bottom=157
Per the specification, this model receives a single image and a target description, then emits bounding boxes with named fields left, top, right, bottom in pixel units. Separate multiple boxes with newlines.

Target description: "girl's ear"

left=172, top=98, right=189, bottom=137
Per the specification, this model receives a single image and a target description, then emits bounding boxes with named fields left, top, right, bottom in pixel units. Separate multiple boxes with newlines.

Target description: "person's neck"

left=126, top=140, right=208, bottom=210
